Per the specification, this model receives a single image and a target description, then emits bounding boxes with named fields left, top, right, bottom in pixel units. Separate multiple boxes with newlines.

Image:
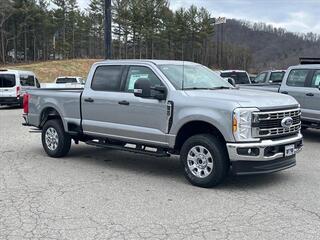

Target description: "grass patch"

left=3, top=59, right=101, bottom=83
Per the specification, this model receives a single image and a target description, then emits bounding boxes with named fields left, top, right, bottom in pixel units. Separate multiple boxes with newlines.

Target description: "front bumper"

left=227, top=133, right=303, bottom=175
left=0, top=97, right=21, bottom=105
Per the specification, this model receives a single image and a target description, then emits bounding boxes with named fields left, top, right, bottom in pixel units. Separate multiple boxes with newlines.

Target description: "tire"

left=42, top=119, right=71, bottom=158
left=180, top=134, right=229, bottom=188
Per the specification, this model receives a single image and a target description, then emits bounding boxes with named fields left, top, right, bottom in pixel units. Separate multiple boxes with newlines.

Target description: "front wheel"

left=42, top=119, right=71, bottom=158
left=180, top=134, right=229, bottom=188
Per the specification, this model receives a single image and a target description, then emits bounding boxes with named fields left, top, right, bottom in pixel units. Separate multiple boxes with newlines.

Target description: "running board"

left=85, top=140, right=170, bottom=157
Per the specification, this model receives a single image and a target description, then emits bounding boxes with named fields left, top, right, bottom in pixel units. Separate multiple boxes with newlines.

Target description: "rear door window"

left=0, top=74, right=16, bottom=88
left=20, top=75, right=35, bottom=86
left=91, top=65, right=123, bottom=91
left=287, top=69, right=309, bottom=87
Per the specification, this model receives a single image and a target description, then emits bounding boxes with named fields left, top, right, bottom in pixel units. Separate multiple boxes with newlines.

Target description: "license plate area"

left=285, top=144, right=295, bottom=157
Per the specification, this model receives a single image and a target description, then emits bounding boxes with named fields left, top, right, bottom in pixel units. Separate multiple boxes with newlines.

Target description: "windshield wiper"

left=209, top=86, right=232, bottom=90
left=183, top=86, right=231, bottom=90
left=183, top=87, right=213, bottom=90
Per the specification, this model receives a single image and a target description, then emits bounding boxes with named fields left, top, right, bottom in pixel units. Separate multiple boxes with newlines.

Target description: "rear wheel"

left=42, top=119, right=71, bottom=157
left=180, top=134, right=229, bottom=187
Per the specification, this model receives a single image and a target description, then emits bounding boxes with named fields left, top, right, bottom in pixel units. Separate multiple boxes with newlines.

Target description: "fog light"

left=237, top=147, right=259, bottom=156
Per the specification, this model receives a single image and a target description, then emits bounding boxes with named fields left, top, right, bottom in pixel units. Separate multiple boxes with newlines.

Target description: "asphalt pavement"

left=1, top=106, right=320, bottom=240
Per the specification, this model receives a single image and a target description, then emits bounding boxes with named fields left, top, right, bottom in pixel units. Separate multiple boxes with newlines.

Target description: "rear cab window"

left=0, top=74, right=16, bottom=88
left=56, top=78, right=77, bottom=84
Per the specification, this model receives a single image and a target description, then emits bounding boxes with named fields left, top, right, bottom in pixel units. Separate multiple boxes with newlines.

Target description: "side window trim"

left=90, top=65, right=125, bottom=92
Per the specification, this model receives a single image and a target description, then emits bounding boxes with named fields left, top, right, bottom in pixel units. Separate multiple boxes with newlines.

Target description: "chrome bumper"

left=227, top=133, right=303, bottom=162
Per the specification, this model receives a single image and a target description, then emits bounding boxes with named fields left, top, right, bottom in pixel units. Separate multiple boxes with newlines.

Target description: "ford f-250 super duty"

left=23, top=60, right=303, bottom=187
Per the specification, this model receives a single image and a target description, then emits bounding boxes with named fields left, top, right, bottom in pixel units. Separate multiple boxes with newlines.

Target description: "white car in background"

left=0, top=69, right=40, bottom=107
left=41, top=76, right=85, bottom=88
left=220, top=70, right=251, bottom=85
left=55, top=76, right=85, bottom=85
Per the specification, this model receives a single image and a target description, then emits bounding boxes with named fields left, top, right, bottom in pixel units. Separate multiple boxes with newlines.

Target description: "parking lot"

left=0, top=106, right=319, bottom=240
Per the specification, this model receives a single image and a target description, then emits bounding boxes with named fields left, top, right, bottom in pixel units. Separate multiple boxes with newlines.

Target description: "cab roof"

left=0, top=69, right=35, bottom=75
left=94, top=59, right=199, bottom=66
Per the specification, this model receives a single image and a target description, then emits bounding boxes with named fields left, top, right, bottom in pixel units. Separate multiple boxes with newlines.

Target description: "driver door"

left=119, top=65, right=169, bottom=146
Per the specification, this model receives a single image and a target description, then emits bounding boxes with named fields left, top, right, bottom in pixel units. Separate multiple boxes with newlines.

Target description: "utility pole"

left=210, top=17, right=226, bottom=68
left=104, top=0, right=112, bottom=59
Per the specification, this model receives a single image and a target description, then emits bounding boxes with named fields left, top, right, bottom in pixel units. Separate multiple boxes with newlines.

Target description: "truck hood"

left=184, top=88, right=298, bottom=110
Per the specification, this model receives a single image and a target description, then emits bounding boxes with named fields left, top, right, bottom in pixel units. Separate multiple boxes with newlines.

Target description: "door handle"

left=306, top=93, right=314, bottom=97
left=118, top=100, right=130, bottom=105
left=281, top=91, right=288, bottom=94
left=84, top=98, right=94, bottom=103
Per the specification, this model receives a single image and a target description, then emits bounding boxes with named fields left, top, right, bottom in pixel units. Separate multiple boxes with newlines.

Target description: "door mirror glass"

left=134, top=78, right=151, bottom=98
left=227, top=77, right=236, bottom=87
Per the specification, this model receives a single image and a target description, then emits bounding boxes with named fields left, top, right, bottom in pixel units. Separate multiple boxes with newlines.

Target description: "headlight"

left=232, top=108, right=259, bottom=142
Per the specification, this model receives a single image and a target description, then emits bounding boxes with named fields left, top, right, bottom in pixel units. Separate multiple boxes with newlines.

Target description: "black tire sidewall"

left=42, top=119, right=71, bottom=158
left=181, top=134, right=228, bottom=187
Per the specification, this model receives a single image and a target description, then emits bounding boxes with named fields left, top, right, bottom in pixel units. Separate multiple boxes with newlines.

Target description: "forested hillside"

left=224, top=20, right=320, bottom=72
left=1, top=0, right=320, bottom=72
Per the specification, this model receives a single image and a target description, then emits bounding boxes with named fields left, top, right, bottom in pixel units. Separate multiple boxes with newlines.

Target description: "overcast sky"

left=78, top=0, right=320, bottom=34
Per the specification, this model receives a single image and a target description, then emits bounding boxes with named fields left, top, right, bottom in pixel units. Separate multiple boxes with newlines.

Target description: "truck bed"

left=27, top=88, right=83, bottom=129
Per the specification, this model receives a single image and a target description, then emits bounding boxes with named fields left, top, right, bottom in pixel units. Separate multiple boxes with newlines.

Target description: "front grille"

left=252, top=108, right=301, bottom=138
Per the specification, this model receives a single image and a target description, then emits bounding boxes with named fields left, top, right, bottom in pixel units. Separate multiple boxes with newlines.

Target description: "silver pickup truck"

left=242, top=62, right=320, bottom=129
left=23, top=60, right=303, bottom=187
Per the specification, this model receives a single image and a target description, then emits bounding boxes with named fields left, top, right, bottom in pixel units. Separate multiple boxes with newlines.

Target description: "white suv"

left=0, top=69, right=40, bottom=107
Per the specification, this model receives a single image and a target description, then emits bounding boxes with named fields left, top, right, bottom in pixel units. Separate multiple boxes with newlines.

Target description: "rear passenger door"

left=303, top=70, right=320, bottom=122
left=283, top=69, right=312, bottom=110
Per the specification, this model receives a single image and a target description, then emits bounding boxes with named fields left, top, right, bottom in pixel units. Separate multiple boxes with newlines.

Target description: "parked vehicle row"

left=242, top=59, right=320, bottom=129
left=23, top=60, right=303, bottom=187
left=0, top=69, right=40, bottom=107
left=0, top=70, right=85, bottom=107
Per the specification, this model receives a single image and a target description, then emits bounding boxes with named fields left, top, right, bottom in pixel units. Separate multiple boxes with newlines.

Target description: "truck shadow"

left=301, top=129, right=320, bottom=142
left=0, top=105, right=21, bottom=110
left=66, top=145, right=293, bottom=189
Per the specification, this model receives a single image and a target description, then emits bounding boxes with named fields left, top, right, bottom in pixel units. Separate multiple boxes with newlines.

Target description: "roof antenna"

left=181, top=46, right=185, bottom=90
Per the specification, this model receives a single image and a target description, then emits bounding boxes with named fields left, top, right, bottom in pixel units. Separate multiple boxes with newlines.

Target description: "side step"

left=86, top=140, right=170, bottom=157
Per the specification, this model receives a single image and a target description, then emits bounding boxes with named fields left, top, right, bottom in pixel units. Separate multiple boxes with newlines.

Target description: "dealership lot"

left=0, top=106, right=320, bottom=240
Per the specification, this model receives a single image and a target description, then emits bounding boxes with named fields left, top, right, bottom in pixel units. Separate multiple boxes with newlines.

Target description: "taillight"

left=23, top=94, right=29, bottom=114
left=16, top=86, right=20, bottom=97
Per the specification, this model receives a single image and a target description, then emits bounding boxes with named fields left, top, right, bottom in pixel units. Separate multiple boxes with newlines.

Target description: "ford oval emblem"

left=281, top=117, right=293, bottom=129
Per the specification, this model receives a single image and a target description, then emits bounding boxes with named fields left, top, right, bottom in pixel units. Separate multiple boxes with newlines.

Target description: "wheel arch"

left=39, top=107, right=65, bottom=130
left=174, top=120, right=226, bottom=153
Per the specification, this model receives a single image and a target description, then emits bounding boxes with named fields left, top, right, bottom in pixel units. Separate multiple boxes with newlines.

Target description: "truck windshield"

left=158, top=64, right=231, bottom=90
